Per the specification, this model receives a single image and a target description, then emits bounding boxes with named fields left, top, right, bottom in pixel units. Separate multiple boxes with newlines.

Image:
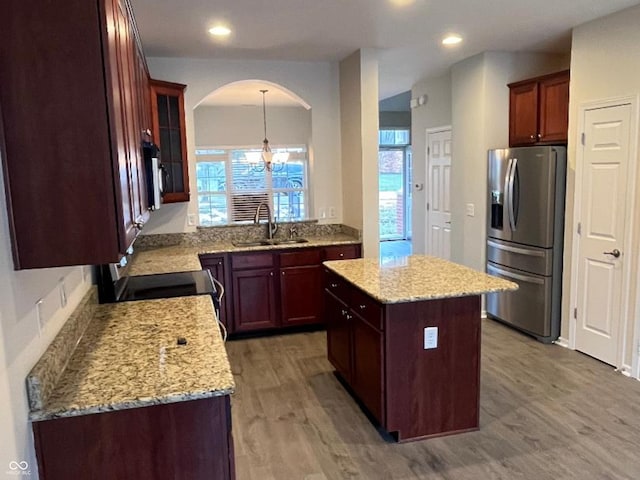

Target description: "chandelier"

left=246, top=89, right=287, bottom=173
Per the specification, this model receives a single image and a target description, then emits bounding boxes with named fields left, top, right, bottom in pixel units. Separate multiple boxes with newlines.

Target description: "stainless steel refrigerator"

left=486, top=146, right=566, bottom=343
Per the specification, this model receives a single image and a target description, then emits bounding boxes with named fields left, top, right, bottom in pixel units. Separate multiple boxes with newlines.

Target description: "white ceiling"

left=130, top=0, right=640, bottom=101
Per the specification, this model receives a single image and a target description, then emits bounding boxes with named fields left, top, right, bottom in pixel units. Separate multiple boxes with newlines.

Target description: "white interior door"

left=575, top=103, right=632, bottom=366
left=426, top=128, right=452, bottom=259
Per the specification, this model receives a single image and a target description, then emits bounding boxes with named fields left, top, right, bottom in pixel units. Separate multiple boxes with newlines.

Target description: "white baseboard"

left=619, top=364, right=633, bottom=377
left=553, top=337, right=570, bottom=349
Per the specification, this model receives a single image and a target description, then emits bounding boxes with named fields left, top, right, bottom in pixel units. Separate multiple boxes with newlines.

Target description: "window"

left=379, top=129, right=410, bottom=146
left=196, top=146, right=308, bottom=226
left=378, top=129, right=412, bottom=241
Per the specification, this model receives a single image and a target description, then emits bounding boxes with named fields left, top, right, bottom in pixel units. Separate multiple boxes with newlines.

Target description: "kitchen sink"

left=272, top=238, right=309, bottom=245
left=231, top=238, right=309, bottom=247
left=231, top=240, right=273, bottom=247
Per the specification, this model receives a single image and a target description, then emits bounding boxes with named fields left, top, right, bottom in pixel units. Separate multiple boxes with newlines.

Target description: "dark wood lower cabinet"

left=228, top=244, right=361, bottom=335
left=325, top=291, right=352, bottom=383
left=324, top=269, right=481, bottom=442
left=280, top=264, right=323, bottom=326
left=199, top=254, right=230, bottom=330
left=232, top=267, right=278, bottom=332
left=351, top=313, right=384, bottom=423
left=33, top=396, right=235, bottom=480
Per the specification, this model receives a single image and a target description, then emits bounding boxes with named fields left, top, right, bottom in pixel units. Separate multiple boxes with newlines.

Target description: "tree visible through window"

left=196, top=146, right=308, bottom=226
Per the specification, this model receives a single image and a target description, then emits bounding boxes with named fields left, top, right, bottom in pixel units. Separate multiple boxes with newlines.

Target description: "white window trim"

left=195, top=144, right=309, bottom=226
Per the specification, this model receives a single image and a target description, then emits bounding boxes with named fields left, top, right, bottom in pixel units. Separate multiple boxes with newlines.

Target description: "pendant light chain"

left=261, top=89, right=269, bottom=143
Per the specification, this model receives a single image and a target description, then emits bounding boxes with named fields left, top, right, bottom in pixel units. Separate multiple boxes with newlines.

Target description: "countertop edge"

left=323, top=257, right=518, bottom=304
left=29, top=386, right=236, bottom=422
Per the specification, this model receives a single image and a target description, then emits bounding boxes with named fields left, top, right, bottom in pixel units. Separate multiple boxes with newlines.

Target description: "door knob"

left=603, top=249, right=621, bottom=258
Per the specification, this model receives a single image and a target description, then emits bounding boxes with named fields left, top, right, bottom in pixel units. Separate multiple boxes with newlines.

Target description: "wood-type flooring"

left=225, top=319, right=640, bottom=480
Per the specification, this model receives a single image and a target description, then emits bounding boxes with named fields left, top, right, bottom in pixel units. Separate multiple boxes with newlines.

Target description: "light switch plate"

left=424, top=326, right=438, bottom=349
left=466, top=203, right=475, bottom=217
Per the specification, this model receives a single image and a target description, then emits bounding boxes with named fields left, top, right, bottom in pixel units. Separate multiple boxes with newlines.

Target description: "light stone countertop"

left=324, top=255, right=518, bottom=304
left=29, top=295, right=234, bottom=421
left=128, top=234, right=361, bottom=276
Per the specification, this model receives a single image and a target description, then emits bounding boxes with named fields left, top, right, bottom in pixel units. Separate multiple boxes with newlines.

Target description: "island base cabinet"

left=326, top=291, right=352, bottom=383
left=385, top=296, right=481, bottom=441
left=325, top=267, right=482, bottom=442
left=33, top=396, right=235, bottom=480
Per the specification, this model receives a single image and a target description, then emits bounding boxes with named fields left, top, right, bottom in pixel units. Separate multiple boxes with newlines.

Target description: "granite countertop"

left=29, top=295, right=234, bottom=421
left=324, top=255, right=518, bottom=304
left=128, top=234, right=360, bottom=276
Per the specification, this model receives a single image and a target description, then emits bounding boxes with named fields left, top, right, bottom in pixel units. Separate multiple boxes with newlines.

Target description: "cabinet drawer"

left=325, top=269, right=349, bottom=301
left=280, top=249, right=321, bottom=267
left=323, top=245, right=360, bottom=261
left=350, top=287, right=384, bottom=331
left=231, top=252, right=274, bottom=270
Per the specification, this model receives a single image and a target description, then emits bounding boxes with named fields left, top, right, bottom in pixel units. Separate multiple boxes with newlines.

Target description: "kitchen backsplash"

left=134, top=222, right=361, bottom=249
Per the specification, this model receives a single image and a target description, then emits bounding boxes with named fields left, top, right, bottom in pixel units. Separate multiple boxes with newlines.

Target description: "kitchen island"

left=323, top=255, right=517, bottom=442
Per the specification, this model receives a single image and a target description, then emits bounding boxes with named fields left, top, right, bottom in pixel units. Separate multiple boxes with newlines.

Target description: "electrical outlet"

left=328, top=206, right=336, bottom=218
left=466, top=203, right=475, bottom=217
left=59, top=279, right=67, bottom=308
left=424, top=326, right=438, bottom=349
left=187, top=214, right=197, bottom=226
left=319, top=208, right=326, bottom=219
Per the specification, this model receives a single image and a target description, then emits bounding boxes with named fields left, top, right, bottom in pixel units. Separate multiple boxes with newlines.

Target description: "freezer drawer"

left=486, top=262, right=552, bottom=338
left=487, top=238, right=553, bottom=276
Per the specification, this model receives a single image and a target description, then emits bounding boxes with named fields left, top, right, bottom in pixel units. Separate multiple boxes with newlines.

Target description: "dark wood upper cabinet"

left=508, top=70, right=570, bottom=147
left=150, top=79, right=190, bottom=203
left=0, top=0, right=152, bottom=269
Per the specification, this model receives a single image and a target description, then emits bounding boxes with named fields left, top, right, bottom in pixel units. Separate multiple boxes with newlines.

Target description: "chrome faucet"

left=254, top=203, right=278, bottom=239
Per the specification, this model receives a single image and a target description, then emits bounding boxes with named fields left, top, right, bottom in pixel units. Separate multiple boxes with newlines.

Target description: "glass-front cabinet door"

left=150, top=79, right=190, bottom=203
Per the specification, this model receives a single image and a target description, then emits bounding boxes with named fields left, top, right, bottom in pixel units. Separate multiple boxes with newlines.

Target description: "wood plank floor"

left=225, top=319, right=640, bottom=480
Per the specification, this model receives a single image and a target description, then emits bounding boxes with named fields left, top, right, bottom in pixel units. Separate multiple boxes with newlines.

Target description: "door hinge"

left=427, top=146, right=431, bottom=156
left=427, top=202, right=430, bottom=211
left=577, top=222, right=581, bottom=235
left=581, top=132, right=585, bottom=146
left=574, top=307, right=577, bottom=319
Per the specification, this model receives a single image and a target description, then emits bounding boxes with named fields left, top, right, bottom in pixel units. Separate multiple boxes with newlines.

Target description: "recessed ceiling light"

left=389, top=0, right=416, bottom=7
left=442, top=34, right=463, bottom=46
left=209, top=26, right=231, bottom=37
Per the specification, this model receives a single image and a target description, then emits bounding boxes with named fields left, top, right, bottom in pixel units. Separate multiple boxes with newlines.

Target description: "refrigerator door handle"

left=507, top=158, right=518, bottom=231
left=487, top=239, right=545, bottom=257
left=488, top=263, right=545, bottom=285
left=504, top=158, right=513, bottom=232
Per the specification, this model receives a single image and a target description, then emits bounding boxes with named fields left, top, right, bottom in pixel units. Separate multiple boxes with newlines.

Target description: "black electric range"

left=97, top=265, right=223, bottom=320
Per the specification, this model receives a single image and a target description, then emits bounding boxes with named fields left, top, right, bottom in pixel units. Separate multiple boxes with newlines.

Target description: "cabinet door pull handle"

left=537, top=133, right=542, bottom=139
left=270, top=272, right=274, bottom=276
left=345, top=314, right=352, bottom=320
left=359, top=304, right=366, bottom=309
left=330, top=283, right=338, bottom=288
left=282, top=271, right=285, bottom=275
left=341, top=309, right=347, bottom=316
left=339, top=253, right=344, bottom=258
left=530, top=134, right=536, bottom=140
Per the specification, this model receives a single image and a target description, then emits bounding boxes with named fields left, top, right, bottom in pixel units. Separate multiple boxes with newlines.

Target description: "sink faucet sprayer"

left=254, top=203, right=278, bottom=239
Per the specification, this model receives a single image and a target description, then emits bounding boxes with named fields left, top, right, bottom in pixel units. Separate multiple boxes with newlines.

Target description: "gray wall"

left=410, top=72, right=452, bottom=253
left=194, top=105, right=311, bottom=146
